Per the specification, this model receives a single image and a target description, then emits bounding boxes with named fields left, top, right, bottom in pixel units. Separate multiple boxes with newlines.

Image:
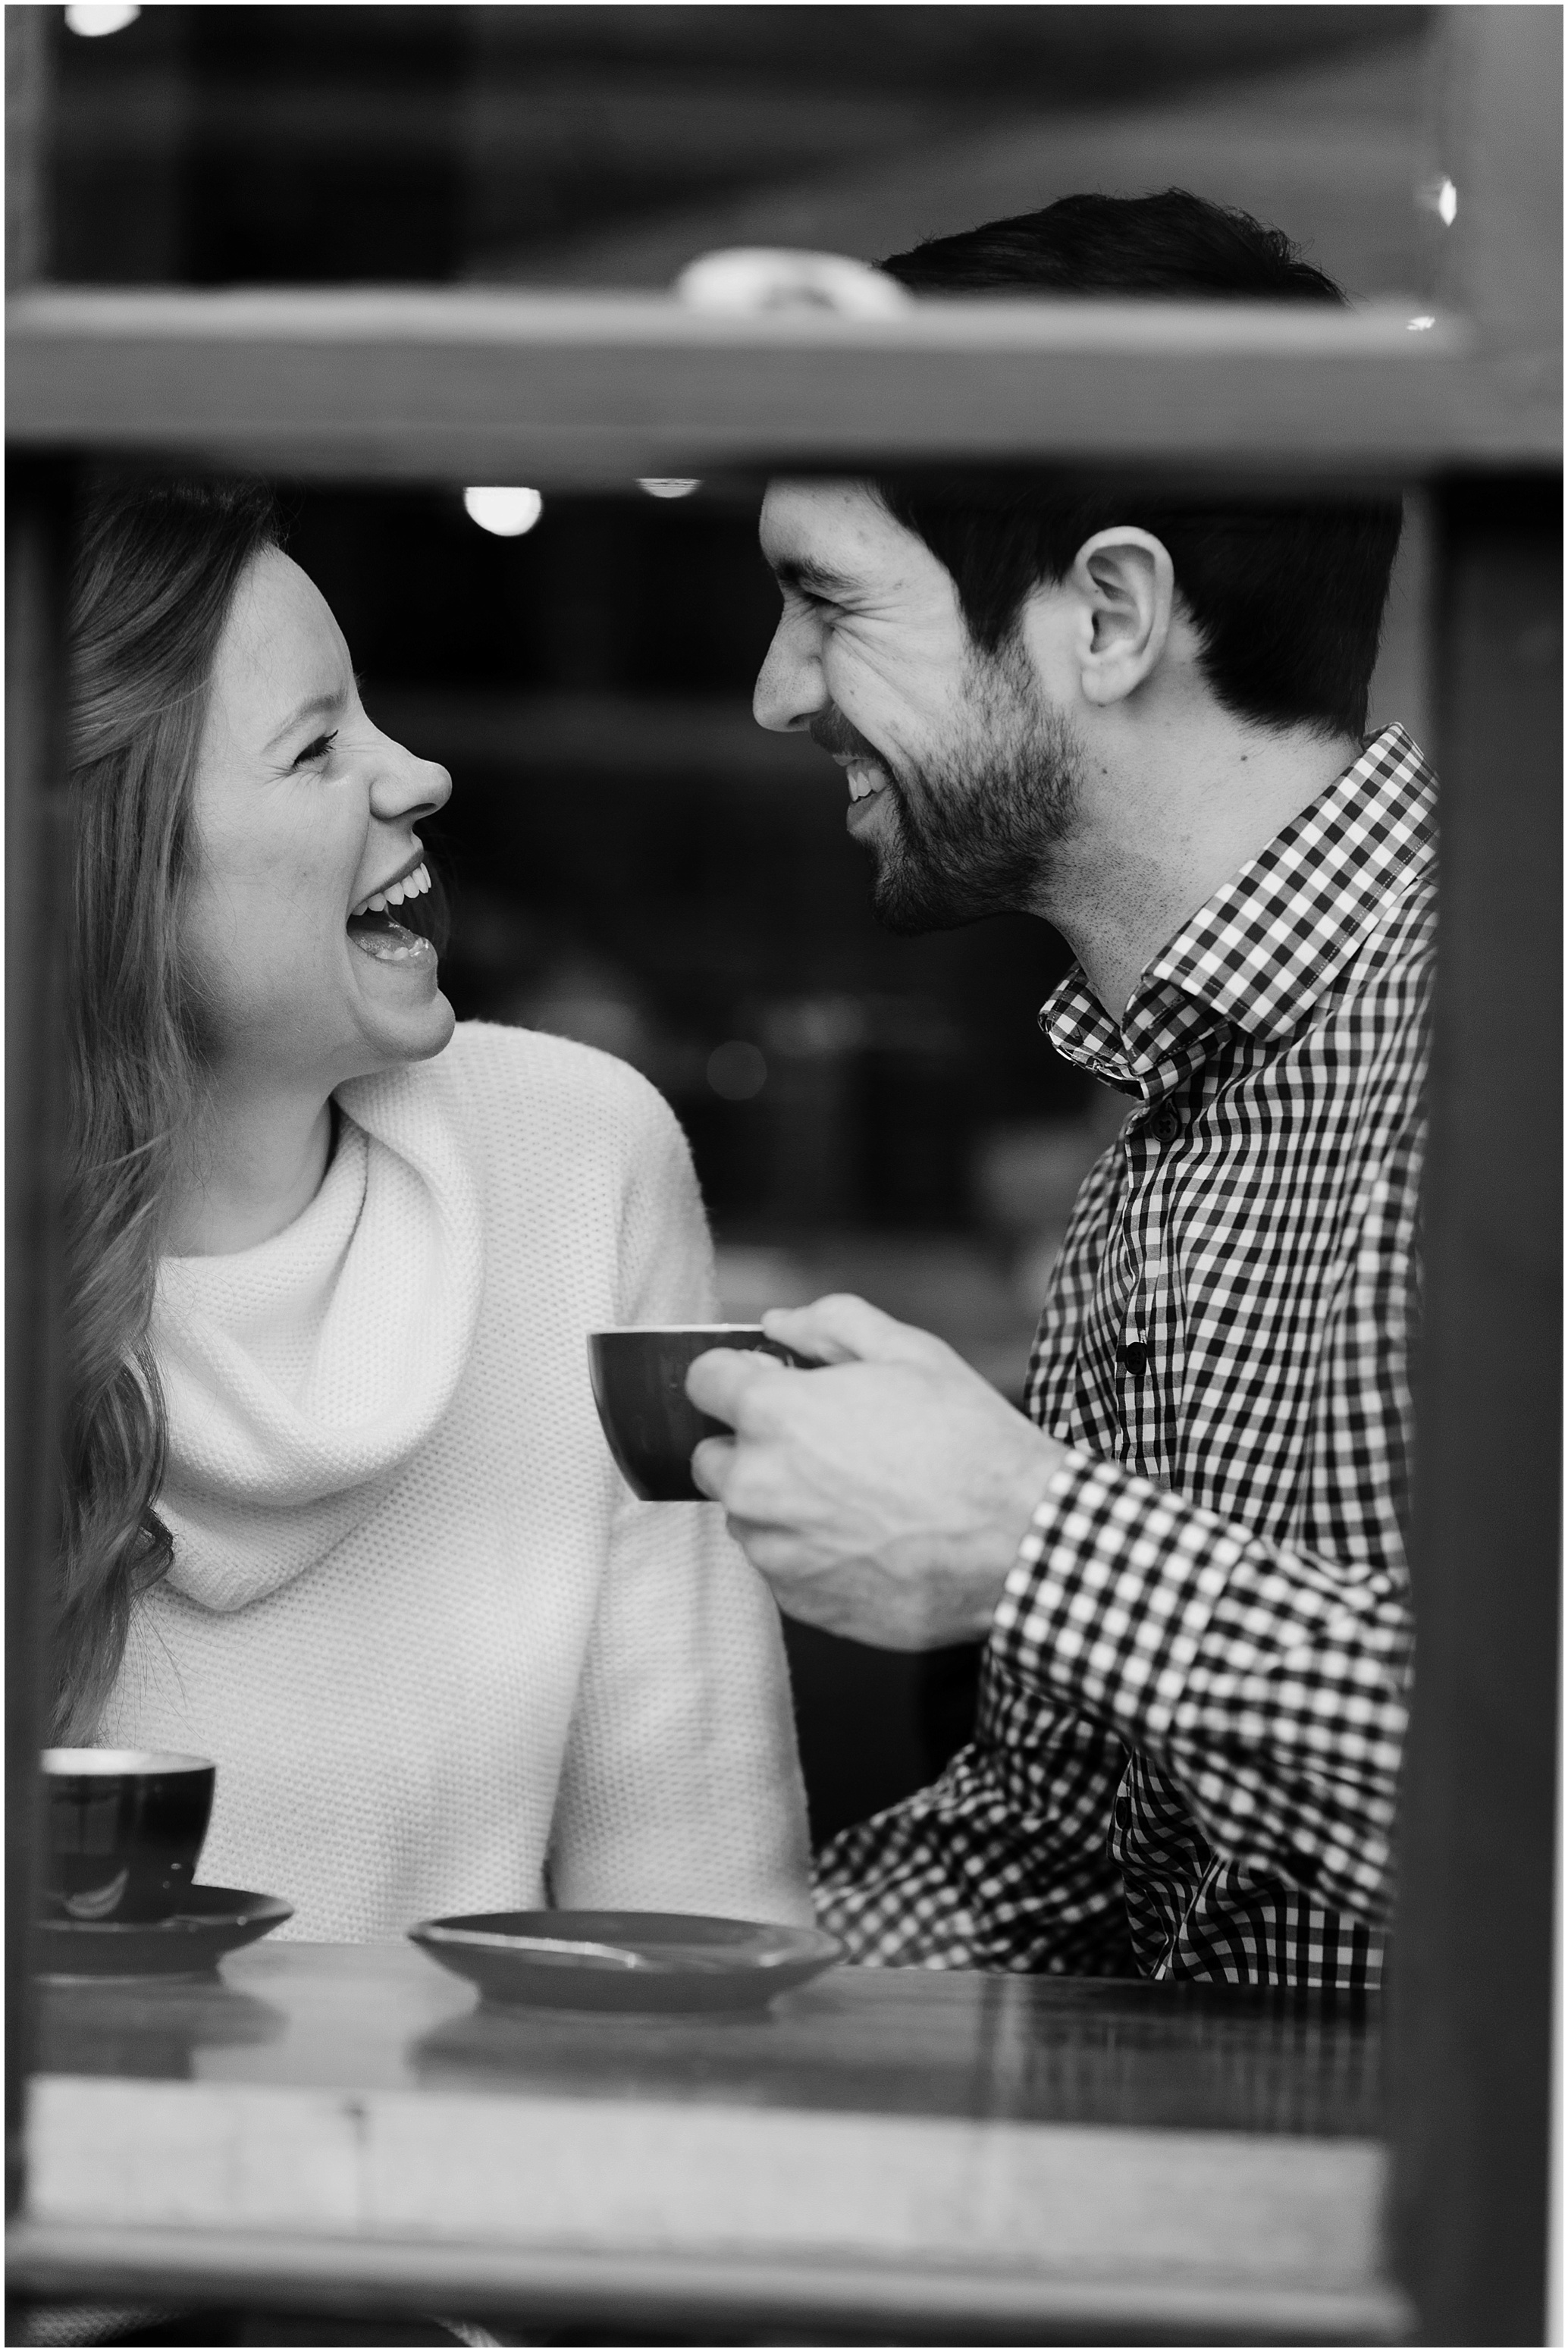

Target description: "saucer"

left=35, top=1884, right=293, bottom=1980
left=409, top=1908, right=842, bottom=2014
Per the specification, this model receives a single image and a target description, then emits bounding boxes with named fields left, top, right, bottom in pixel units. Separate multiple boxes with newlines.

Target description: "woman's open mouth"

left=347, top=861, right=438, bottom=965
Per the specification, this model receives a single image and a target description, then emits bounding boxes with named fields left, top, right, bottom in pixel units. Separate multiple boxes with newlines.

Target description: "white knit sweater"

left=99, top=1023, right=813, bottom=1942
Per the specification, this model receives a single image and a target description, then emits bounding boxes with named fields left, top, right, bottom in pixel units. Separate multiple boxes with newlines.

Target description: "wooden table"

left=8, top=1943, right=1409, bottom=2344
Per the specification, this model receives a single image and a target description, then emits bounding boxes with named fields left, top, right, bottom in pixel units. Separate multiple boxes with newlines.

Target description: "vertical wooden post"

left=5, top=465, right=72, bottom=2219
left=5, top=6, right=53, bottom=293
left=5, top=0, right=64, bottom=2230
left=1435, top=7, right=1563, bottom=357
left=1392, top=476, right=1563, bottom=2344
left=1390, top=13, right=1563, bottom=2341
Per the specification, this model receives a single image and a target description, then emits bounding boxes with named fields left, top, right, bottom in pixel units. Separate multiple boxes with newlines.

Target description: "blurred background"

left=39, top=2, right=1442, bottom=1842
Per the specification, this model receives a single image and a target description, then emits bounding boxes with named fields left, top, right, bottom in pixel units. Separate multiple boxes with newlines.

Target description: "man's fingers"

left=685, top=1344, right=795, bottom=1423
left=689, top=1432, right=735, bottom=1501
left=763, top=1292, right=950, bottom=1369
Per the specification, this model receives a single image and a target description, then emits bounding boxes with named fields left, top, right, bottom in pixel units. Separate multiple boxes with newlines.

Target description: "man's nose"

left=369, top=739, right=452, bottom=825
left=753, top=613, right=826, bottom=735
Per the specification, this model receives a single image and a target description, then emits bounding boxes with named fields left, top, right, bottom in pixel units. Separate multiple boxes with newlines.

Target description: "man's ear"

left=1069, top=528, right=1176, bottom=706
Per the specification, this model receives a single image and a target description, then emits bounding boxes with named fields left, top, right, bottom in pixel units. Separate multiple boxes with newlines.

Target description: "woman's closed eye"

left=290, top=729, right=338, bottom=769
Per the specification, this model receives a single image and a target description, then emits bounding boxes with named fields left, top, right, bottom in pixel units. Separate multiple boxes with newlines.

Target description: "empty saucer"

left=409, top=1909, right=842, bottom=2013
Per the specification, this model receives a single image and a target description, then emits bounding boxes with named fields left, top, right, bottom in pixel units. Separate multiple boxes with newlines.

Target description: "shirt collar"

left=1040, top=724, right=1437, bottom=1093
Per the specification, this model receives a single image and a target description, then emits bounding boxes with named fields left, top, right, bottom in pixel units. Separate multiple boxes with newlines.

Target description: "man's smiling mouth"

left=834, top=753, right=889, bottom=804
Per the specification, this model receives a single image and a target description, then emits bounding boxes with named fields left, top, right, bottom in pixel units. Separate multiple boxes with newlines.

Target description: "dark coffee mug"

left=42, top=1748, right=216, bottom=1924
left=588, top=1325, right=811, bottom=1502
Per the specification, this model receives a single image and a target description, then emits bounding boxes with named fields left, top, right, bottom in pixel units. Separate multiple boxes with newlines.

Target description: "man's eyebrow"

left=262, top=687, right=347, bottom=755
left=766, top=554, right=858, bottom=599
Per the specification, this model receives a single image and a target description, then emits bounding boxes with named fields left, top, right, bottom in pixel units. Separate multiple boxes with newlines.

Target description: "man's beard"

left=816, top=655, right=1086, bottom=936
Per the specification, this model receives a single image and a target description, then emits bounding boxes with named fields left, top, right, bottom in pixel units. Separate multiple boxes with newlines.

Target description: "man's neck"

left=1033, top=713, right=1361, bottom=1023
left=166, top=1080, right=337, bottom=1258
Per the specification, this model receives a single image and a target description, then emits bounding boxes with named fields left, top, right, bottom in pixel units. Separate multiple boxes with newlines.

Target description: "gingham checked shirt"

left=816, top=725, right=1434, bottom=1989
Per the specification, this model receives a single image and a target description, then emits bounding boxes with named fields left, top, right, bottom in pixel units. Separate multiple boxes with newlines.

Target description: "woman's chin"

left=351, top=986, right=456, bottom=1075
left=345, top=933, right=454, bottom=1055
left=405, top=989, right=456, bottom=1062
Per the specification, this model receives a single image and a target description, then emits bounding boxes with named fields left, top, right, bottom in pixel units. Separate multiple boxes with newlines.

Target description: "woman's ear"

left=1070, top=527, right=1176, bottom=706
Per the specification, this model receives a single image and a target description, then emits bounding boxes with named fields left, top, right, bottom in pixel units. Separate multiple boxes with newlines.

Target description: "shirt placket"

left=1115, top=1109, right=1165, bottom=1477
left=1106, top=1001, right=1204, bottom=1477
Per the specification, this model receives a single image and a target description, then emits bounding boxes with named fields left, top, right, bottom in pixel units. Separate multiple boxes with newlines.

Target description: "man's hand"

left=686, top=1294, right=1065, bottom=1651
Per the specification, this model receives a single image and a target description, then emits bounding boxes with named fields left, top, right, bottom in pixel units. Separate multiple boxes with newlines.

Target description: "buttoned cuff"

left=991, top=1450, right=1243, bottom=1747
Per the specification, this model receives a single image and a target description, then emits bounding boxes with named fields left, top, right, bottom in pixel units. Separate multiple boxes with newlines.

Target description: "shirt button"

left=1123, top=1341, right=1149, bottom=1376
left=1149, top=1106, right=1182, bottom=1141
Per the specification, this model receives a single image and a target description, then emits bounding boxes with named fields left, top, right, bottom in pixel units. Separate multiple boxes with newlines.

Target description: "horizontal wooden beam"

left=14, top=2057, right=1409, bottom=2344
left=6, top=289, right=1559, bottom=484
left=5, top=2220, right=1412, bottom=2346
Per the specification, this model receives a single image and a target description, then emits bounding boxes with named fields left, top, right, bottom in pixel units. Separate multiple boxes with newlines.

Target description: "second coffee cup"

left=42, top=1748, right=215, bottom=1923
left=588, top=1325, right=811, bottom=1502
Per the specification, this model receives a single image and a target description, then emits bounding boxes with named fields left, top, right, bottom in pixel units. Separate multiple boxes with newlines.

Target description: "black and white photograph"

left=5, top=5, right=1560, bottom=2347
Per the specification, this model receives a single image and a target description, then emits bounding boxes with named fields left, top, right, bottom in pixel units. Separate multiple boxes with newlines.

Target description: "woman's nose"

left=369, top=740, right=452, bottom=824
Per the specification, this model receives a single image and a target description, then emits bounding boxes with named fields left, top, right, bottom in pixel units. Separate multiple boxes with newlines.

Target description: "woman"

left=61, top=478, right=811, bottom=1941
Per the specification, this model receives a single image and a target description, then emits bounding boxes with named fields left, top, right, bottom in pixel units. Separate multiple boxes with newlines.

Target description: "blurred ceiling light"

left=1418, top=176, right=1460, bottom=228
left=638, top=478, right=701, bottom=500
left=463, top=486, right=542, bottom=538
left=675, top=248, right=912, bottom=320
left=707, top=1041, right=767, bottom=1102
left=65, top=2, right=140, bottom=32
left=1406, top=315, right=1437, bottom=333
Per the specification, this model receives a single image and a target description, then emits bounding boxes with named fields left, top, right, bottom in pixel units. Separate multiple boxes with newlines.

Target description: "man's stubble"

left=847, top=648, right=1087, bottom=936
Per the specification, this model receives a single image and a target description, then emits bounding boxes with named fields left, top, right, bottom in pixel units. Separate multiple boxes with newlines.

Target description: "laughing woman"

left=61, top=479, right=811, bottom=1940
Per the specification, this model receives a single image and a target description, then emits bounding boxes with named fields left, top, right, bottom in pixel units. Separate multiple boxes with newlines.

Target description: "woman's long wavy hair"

left=56, top=478, right=281, bottom=1742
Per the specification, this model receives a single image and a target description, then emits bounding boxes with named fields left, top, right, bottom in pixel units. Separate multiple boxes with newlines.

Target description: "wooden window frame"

left=5, top=8, right=1560, bottom=2341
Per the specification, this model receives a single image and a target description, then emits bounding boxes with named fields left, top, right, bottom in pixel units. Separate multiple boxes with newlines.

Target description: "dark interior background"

left=46, top=2, right=1441, bottom=1843
left=281, top=476, right=1093, bottom=1838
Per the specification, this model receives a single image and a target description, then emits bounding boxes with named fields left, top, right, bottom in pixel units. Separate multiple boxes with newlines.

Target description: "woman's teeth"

left=846, top=762, right=887, bottom=803
left=347, top=860, right=437, bottom=965
left=350, top=861, right=431, bottom=920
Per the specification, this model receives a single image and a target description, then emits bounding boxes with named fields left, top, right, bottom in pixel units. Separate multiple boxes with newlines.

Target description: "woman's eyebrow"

left=261, top=687, right=347, bottom=754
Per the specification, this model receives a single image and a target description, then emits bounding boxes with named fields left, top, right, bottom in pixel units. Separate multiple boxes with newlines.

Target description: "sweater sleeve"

left=545, top=1087, right=814, bottom=1927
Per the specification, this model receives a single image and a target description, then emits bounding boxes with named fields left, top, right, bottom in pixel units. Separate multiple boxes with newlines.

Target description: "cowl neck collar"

left=154, top=1058, right=484, bottom=1613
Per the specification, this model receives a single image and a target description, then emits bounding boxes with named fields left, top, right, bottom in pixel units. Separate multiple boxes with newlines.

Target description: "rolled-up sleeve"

left=995, top=1451, right=1410, bottom=1924
left=814, top=1664, right=1136, bottom=1973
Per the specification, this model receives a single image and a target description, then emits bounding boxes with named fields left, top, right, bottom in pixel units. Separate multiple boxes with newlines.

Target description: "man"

left=687, top=192, right=1429, bottom=1990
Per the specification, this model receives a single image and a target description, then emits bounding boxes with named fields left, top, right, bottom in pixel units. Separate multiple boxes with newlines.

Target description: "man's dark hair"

left=875, top=191, right=1403, bottom=742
